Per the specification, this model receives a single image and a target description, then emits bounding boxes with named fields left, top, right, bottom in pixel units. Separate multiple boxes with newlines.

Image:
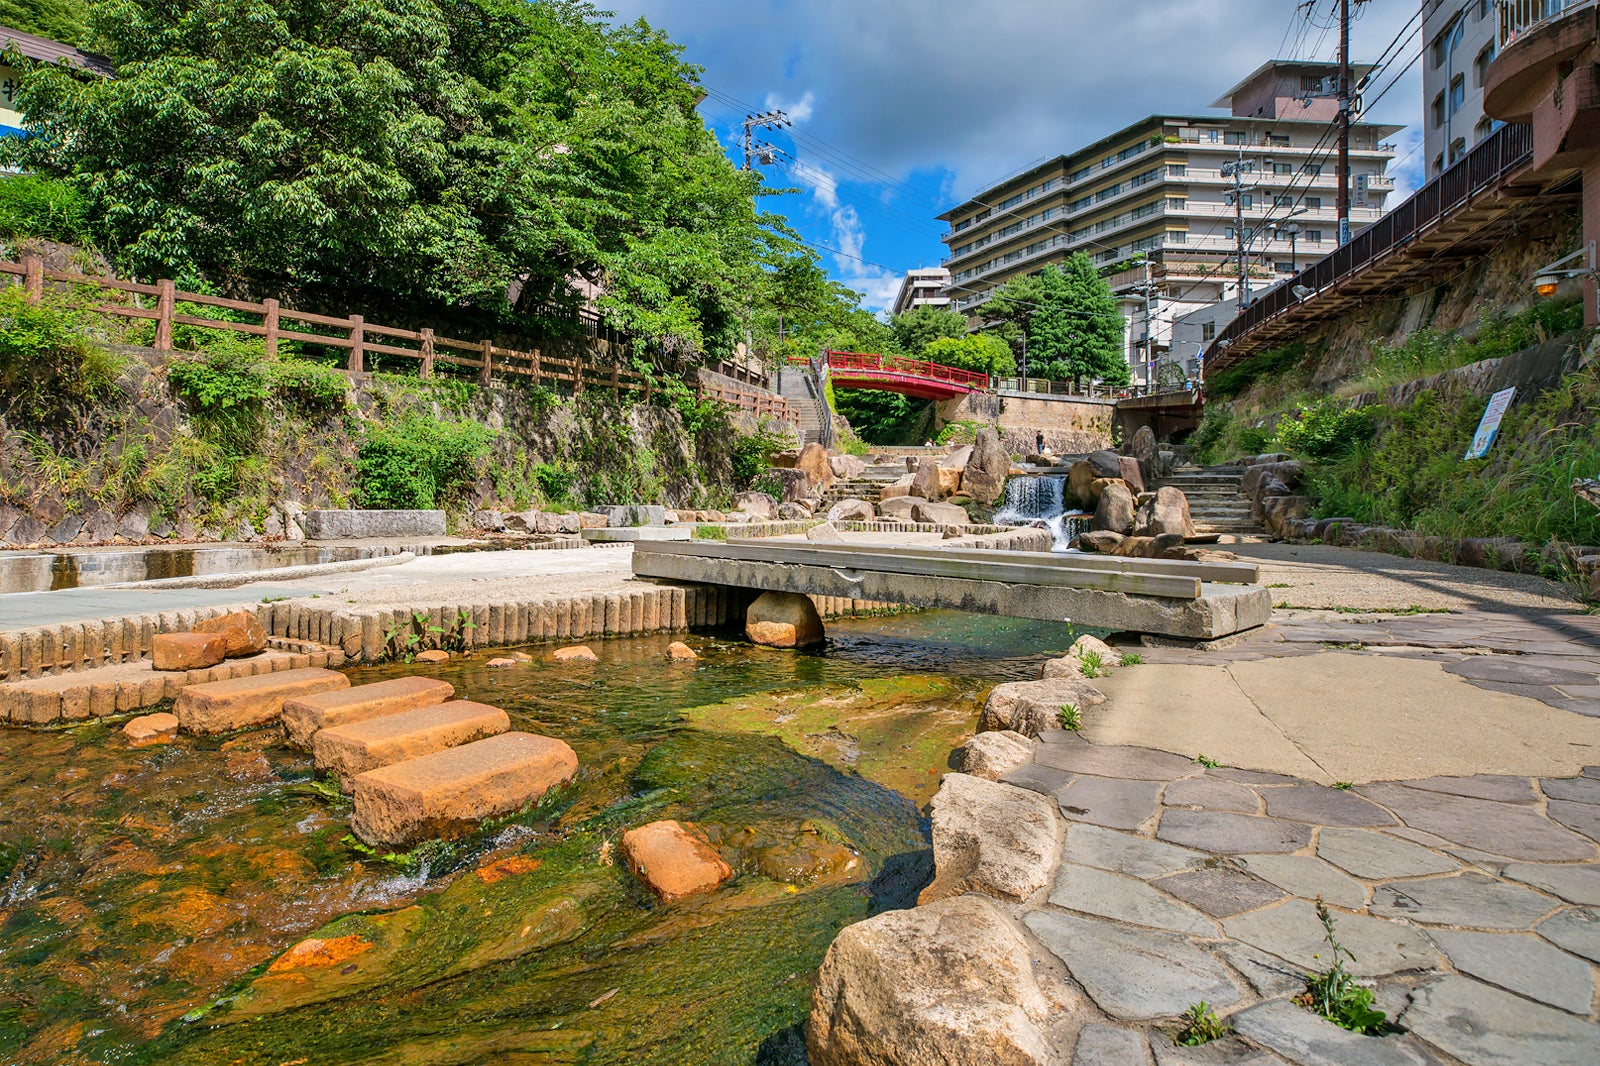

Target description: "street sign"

left=1465, top=387, right=1517, bottom=459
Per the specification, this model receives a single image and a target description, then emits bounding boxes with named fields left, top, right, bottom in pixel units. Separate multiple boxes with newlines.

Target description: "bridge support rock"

left=746, top=591, right=824, bottom=649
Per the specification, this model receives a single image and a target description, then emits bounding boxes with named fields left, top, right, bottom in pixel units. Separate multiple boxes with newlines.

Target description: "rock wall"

left=940, top=392, right=1114, bottom=455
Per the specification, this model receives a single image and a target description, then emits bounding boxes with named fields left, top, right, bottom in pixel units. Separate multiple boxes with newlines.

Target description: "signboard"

left=1465, top=387, right=1516, bottom=459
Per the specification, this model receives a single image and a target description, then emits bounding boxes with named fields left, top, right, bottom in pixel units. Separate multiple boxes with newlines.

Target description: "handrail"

left=820, top=349, right=993, bottom=389
left=1205, top=122, right=1534, bottom=368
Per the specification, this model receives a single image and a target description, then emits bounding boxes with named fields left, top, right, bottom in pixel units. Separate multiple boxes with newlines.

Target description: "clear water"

left=0, top=611, right=1079, bottom=1065
left=993, top=475, right=1091, bottom=550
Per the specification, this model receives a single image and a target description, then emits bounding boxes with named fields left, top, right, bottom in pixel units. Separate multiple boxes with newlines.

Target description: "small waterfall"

left=993, top=476, right=1091, bottom=551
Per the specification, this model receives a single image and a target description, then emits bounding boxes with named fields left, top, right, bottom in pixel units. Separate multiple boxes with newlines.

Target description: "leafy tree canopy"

left=985, top=255, right=1129, bottom=386
left=921, top=333, right=1015, bottom=376
left=889, top=305, right=965, bottom=355
left=5, top=0, right=838, bottom=357
left=0, top=0, right=89, bottom=46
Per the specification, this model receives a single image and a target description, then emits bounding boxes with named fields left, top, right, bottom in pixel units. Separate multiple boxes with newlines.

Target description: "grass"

left=692, top=524, right=729, bottom=540
left=1058, top=703, right=1082, bottom=731
left=1118, top=652, right=1143, bottom=667
left=1333, top=781, right=1354, bottom=790
left=1297, top=897, right=1392, bottom=1035
left=1175, top=1001, right=1230, bottom=1046
left=1078, top=649, right=1105, bottom=678
left=1193, top=754, right=1221, bottom=769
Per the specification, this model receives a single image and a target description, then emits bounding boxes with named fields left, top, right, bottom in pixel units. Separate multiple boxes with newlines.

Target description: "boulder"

left=1078, top=529, right=1125, bottom=553
left=805, top=522, right=845, bottom=543
left=555, top=512, right=582, bottom=534
left=604, top=504, right=667, bottom=527
left=767, top=468, right=814, bottom=503
left=746, top=591, right=824, bottom=648
left=1111, top=533, right=1186, bottom=558
left=911, top=500, right=969, bottom=525
left=1241, top=461, right=1303, bottom=500
left=1156, top=449, right=1177, bottom=477
left=621, top=819, right=733, bottom=900
left=919, top=773, right=1061, bottom=904
left=1092, top=481, right=1136, bottom=535
left=1250, top=477, right=1293, bottom=518
left=667, top=641, right=698, bottom=661
left=579, top=511, right=610, bottom=529
left=826, top=498, right=875, bottom=523
left=769, top=449, right=801, bottom=469
left=940, top=445, right=974, bottom=471
left=553, top=645, right=598, bottom=662
left=1067, top=460, right=1098, bottom=508
left=193, top=611, right=268, bottom=658
left=732, top=491, right=778, bottom=520
left=910, top=458, right=944, bottom=501
left=1260, top=495, right=1311, bottom=538
left=829, top=453, right=868, bottom=480
left=807, top=894, right=1053, bottom=1066
left=962, top=428, right=1011, bottom=505
left=1070, top=634, right=1117, bottom=663
left=414, top=649, right=451, bottom=664
left=937, top=465, right=964, bottom=497
left=123, top=712, right=179, bottom=746
left=503, top=509, right=541, bottom=533
left=1117, top=455, right=1146, bottom=495
left=878, top=474, right=916, bottom=500
left=1088, top=476, right=1125, bottom=502
left=877, top=495, right=924, bottom=519
left=534, top=511, right=560, bottom=535
left=1127, top=424, right=1158, bottom=479
left=1133, top=486, right=1196, bottom=539
left=1086, top=449, right=1123, bottom=479
left=1039, top=656, right=1085, bottom=680
left=1456, top=536, right=1528, bottom=570
left=152, top=632, right=228, bottom=671
left=979, top=678, right=1106, bottom=737
left=953, top=730, right=1035, bottom=781
left=795, top=442, right=835, bottom=488
left=777, top=502, right=811, bottom=520
left=471, top=510, right=504, bottom=532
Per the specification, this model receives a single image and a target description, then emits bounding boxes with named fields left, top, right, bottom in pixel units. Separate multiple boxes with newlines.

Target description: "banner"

left=1465, top=387, right=1516, bottom=460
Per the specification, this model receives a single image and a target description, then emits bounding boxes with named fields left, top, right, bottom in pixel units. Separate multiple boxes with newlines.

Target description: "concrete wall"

left=938, top=392, right=1114, bottom=455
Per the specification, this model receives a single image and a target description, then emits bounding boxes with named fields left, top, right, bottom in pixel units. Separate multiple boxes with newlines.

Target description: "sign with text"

left=1465, top=387, right=1516, bottom=460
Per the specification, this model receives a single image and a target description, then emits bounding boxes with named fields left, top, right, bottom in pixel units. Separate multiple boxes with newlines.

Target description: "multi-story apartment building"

left=1422, top=0, right=1502, bottom=177
left=937, top=60, right=1399, bottom=386
left=890, top=267, right=953, bottom=316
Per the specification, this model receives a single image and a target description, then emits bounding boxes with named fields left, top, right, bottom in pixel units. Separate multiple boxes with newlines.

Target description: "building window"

left=1274, top=162, right=1294, bottom=175
left=1476, top=0, right=1489, bottom=21
left=1205, top=129, right=1221, bottom=142
left=1238, top=193, right=1253, bottom=208
left=1166, top=230, right=1187, bottom=244
left=1448, top=137, right=1466, bottom=165
left=1432, top=153, right=1444, bottom=176
left=1474, top=116, right=1494, bottom=142
left=1431, top=17, right=1463, bottom=67
left=1302, top=229, right=1324, bottom=243
left=1069, top=195, right=1092, bottom=212
left=1267, top=134, right=1290, bottom=147
left=1474, top=42, right=1496, bottom=86
left=1301, top=163, right=1322, bottom=176
left=1304, top=196, right=1322, bottom=209
left=1275, top=195, right=1295, bottom=207
left=1224, top=227, right=1235, bottom=239
left=1167, top=197, right=1187, bottom=211
left=1431, top=91, right=1446, bottom=128
left=1449, top=74, right=1466, bottom=117
left=1167, top=164, right=1187, bottom=178
left=1201, top=321, right=1217, bottom=341
left=1069, top=166, right=1091, bottom=183
left=1299, top=74, right=1324, bottom=93
left=1224, top=131, right=1247, bottom=146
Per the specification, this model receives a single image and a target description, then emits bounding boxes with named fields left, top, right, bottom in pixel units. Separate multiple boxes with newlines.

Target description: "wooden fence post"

left=530, top=347, right=540, bottom=386
left=347, top=315, right=365, bottom=373
left=22, top=255, right=42, bottom=305
left=155, top=278, right=174, bottom=351
left=262, top=298, right=279, bottom=358
left=479, top=338, right=493, bottom=386
left=420, top=328, right=434, bottom=379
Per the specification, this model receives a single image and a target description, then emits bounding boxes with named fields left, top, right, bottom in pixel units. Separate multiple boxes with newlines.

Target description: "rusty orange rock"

left=553, top=645, right=598, bottom=662
left=151, top=632, right=227, bottom=671
left=667, top=641, right=698, bottom=661
left=414, top=650, right=451, bottom=664
left=476, top=854, right=543, bottom=884
left=193, top=611, right=268, bottom=658
left=122, top=712, right=179, bottom=746
left=267, top=934, right=372, bottom=972
left=621, top=820, right=733, bottom=901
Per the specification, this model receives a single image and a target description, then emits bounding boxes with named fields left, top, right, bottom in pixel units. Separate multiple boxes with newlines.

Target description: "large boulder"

left=952, top=729, right=1035, bottom=781
left=471, top=510, right=504, bottom=532
left=766, top=468, right=814, bottom=504
left=826, top=498, right=875, bottom=522
left=807, top=894, right=1053, bottom=1066
left=877, top=495, right=925, bottom=519
left=1077, top=529, right=1126, bottom=553
left=912, top=500, right=970, bottom=525
left=879, top=474, right=917, bottom=500
left=1133, top=486, right=1196, bottom=539
left=1117, top=455, right=1146, bottom=495
left=194, top=610, right=268, bottom=658
left=795, top=442, right=835, bottom=488
left=1086, top=449, right=1123, bottom=479
left=1260, top=495, right=1312, bottom=539
left=777, top=502, right=812, bottom=520
left=829, top=453, right=868, bottom=480
left=1087, top=476, right=1124, bottom=502
left=504, top=509, right=541, bottom=533
left=1241, top=461, right=1303, bottom=500
left=919, top=773, right=1061, bottom=904
left=746, top=591, right=824, bottom=648
left=940, top=445, right=974, bottom=472
left=732, top=491, right=778, bottom=520
left=621, top=820, right=733, bottom=900
left=979, top=678, right=1106, bottom=737
left=910, top=458, right=944, bottom=501
left=1127, top=424, right=1158, bottom=480
left=1092, top=481, right=1136, bottom=535
left=1067, top=460, right=1098, bottom=509
left=962, top=428, right=1010, bottom=505
left=1111, top=532, right=1186, bottom=558
left=806, top=522, right=844, bottom=543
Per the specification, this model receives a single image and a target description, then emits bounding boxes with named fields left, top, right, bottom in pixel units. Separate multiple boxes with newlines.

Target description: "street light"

left=1532, top=243, right=1595, bottom=297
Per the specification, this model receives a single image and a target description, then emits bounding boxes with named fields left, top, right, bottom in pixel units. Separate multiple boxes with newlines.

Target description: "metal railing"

left=1205, top=122, right=1533, bottom=365
left=1498, top=0, right=1594, bottom=46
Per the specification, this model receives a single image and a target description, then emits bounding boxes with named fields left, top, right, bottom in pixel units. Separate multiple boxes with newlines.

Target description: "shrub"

left=358, top=416, right=493, bottom=509
left=0, top=174, right=88, bottom=243
left=730, top=427, right=788, bottom=489
left=532, top=461, right=577, bottom=507
left=0, top=285, right=122, bottom=429
left=1271, top=400, right=1378, bottom=460
left=1204, top=342, right=1306, bottom=400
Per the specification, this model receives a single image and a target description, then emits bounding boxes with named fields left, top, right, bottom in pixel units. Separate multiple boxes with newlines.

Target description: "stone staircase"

left=1158, top=465, right=1261, bottom=537
left=157, top=669, right=576, bottom=849
left=775, top=367, right=828, bottom=446
left=815, top=464, right=910, bottom=507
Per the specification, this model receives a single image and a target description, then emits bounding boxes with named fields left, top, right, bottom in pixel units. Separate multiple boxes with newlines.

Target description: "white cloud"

left=788, top=159, right=902, bottom=314
left=765, top=89, right=814, bottom=125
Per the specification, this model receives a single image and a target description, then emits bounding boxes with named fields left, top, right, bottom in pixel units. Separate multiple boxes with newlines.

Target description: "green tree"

left=890, top=305, right=966, bottom=355
left=986, top=255, right=1129, bottom=386
left=921, top=333, right=1015, bottom=376
left=4, top=0, right=805, bottom=358
left=0, top=0, right=90, bottom=45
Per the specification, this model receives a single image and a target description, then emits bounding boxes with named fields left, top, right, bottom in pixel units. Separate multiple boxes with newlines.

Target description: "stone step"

left=349, top=731, right=579, bottom=848
left=314, top=699, right=510, bottom=790
left=282, top=676, right=456, bottom=750
left=175, top=667, right=349, bottom=735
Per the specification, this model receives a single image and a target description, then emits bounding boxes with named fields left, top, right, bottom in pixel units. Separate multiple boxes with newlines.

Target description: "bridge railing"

left=1205, top=122, right=1534, bottom=368
left=817, top=349, right=993, bottom=390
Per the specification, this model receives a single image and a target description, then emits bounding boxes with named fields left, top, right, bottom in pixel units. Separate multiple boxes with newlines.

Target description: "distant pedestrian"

left=1036, top=431, right=1045, bottom=454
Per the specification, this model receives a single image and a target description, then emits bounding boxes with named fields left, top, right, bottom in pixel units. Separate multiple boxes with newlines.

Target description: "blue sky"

left=607, top=1, right=1428, bottom=314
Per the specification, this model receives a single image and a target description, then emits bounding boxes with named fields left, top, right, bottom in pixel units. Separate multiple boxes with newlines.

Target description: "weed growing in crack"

left=1297, top=897, right=1392, bottom=1035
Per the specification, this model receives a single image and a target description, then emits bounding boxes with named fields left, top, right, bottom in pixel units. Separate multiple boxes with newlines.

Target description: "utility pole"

left=740, top=109, right=790, bottom=171
left=1133, top=256, right=1159, bottom=390
left=1222, top=149, right=1256, bottom=311
left=1336, top=0, right=1370, bottom=245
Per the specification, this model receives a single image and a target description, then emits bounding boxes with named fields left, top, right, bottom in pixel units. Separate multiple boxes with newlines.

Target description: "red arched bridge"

left=801, top=350, right=990, bottom=400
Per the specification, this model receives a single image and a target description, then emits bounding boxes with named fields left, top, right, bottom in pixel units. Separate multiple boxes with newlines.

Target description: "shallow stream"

left=0, top=611, right=1078, bottom=1065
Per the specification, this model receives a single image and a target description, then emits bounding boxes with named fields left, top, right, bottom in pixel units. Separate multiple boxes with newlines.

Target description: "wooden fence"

left=1, top=256, right=797, bottom=421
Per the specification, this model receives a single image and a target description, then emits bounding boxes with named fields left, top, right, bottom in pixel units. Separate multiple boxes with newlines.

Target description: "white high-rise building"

left=891, top=267, right=953, bottom=316
left=1422, top=0, right=1502, bottom=178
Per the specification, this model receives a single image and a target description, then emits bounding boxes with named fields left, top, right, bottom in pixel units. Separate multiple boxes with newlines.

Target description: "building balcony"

left=1484, top=0, right=1600, bottom=176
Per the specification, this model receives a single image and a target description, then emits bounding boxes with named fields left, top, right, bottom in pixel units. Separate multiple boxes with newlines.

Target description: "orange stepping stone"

left=175, top=667, right=348, bottom=735
left=282, top=676, right=455, bottom=750
left=313, top=700, right=510, bottom=790
left=152, top=632, right=227, bottom=671
left=349, top=732, right=577, bottom=848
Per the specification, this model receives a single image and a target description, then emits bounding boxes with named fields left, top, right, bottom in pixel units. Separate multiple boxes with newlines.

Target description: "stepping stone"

left=152, top=631, right=227, bottom=671
left=1397, top=775, right=1538, bottom=804
left=1543, top=776, right=1600, bottom=804
left=1163, top=776, right=1259, bottom=813
left=314, top=700, right=510, bottom=790
left=1237, top=854, right=1367, bottom=910
left=1033, top=743, right=1197, bottom=781
left=1072, top=1024, right=1147, bottom=1065
left=1222, top=900, right=1437, bottom=977
left=1548, top=799, right=1600, bottom=844
left=1061, top=823, right=1203, bottom=880
left=175, top=668, right=349, bottom=735
left=1501, top=861, right=1600, bottom=905
left=1211, top=767, right=1302, bottom=785
left=1231, top=999, right=1432, bottom=1066
left=1370, top=872, right=1557, bottom=929
left=1210, top=940, right=1308, bottom=998
left=1316, top=828, right=1459, bottom=880
left=123, top=712, right=179, bottom=746
left=1157, top=810, right=1311, bottom=854
left=1023, top=911, right=1240, bottom=1022
left=1356, top=782, right=1596, bottom=861
left=349, top=731, right=578, bottom=848
left=1444, top=658, right=1597, bottom=687
left=1048, top=862, right=1214, bottom=935
left=999, top=763, right=1074, bottom=796
left=1429, top=930, right=1595, bottom=1015
left=1537, top=907, right=1600, bottom=963
left=1261, top=784, right=1396, bottom=827
left=1405, top=975, right=1600, bottom=1066
left=1152, top=867, right=1286, bottom=918
left=1056, top=777, right=1163, bottom=831
left=282, top=676, right=456, bottom=749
